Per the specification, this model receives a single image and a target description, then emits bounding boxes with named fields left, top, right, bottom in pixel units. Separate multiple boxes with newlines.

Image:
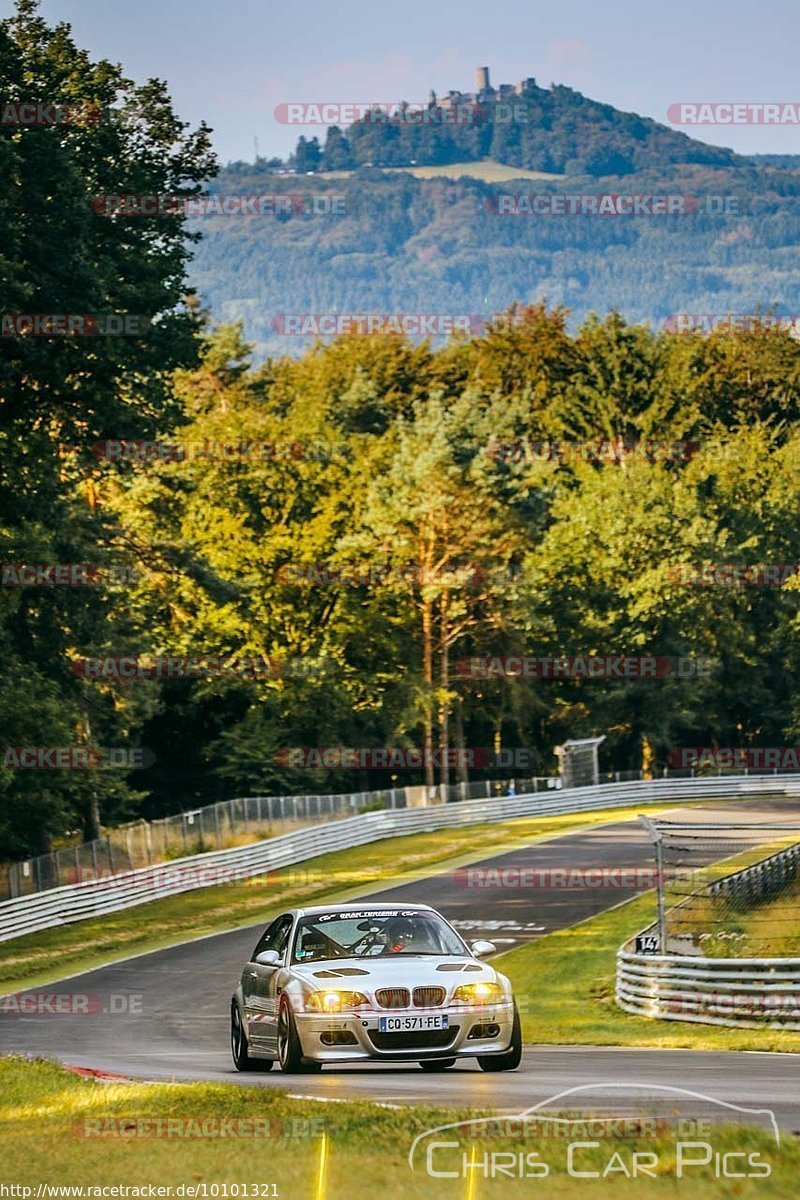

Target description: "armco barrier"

left=617, top=838, right=800, bottom=1030
left=616, top=948, right=800, bottom=1030
left=1, top=773, right=798, bottom=945
left=708, top=841, right=800, bottom=905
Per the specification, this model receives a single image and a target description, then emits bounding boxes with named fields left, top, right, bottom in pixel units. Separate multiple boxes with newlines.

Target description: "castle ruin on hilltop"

left=430, top=67, right=540, bottom=111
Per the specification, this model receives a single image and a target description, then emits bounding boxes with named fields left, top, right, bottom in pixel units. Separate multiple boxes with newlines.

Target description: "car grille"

left=375, top=987, right=410, bottom=1009
left=368, top=1028, right=458, bottom=1051
left=413, top=986, right=446, bottom=1007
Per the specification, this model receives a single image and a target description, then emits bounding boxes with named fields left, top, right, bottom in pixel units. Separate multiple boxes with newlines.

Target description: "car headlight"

left=451, top=981, right=504, bottom=1006
left=305, top=990, right=370, bottom=1013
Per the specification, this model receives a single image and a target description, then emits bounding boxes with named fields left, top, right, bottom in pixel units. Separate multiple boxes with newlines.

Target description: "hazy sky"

left=15, top=0, right=800, bottom=163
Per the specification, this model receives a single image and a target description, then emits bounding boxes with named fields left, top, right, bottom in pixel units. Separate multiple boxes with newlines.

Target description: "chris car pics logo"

left=408, top=1085, right=778, bottom=1180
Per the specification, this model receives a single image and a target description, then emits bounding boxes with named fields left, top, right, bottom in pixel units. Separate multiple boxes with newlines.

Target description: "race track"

left=2, top=798, right=799, bottom=1132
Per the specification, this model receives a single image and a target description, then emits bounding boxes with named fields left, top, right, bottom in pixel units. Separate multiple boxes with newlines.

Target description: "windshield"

left=291, top=908, right=468, bottom=963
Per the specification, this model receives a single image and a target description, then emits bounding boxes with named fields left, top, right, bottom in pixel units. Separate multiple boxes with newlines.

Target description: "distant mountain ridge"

left=293, top=67, right=741, bottom=178
left=190, top=154, right=800, bottom=360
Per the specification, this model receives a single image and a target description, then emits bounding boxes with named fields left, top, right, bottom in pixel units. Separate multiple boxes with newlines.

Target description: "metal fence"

left=2, top=772, right=798, bottom=945
left=639, top=815, right=800, bottom=957
left=617, top=815, right=800, bottom=1029
left=3, top=764, right=797, bottom=901
left=2, top=774, right=570, bottom=900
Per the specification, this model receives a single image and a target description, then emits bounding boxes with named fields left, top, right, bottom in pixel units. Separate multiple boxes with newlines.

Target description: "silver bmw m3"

left=230, top=902, right=522, bottom=1073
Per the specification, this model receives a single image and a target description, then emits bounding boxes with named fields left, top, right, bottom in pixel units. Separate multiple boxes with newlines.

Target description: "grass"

left=322, top=159, right=564, bottom=183
left=497, top=892, right=800, bottom=1052
left=1, top=1056, right=797, bottom=1199
left=0, top=803, right=689, bottom=994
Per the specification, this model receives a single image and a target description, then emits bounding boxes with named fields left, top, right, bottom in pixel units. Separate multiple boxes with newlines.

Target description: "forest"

left=191, top=159, right=800, bottom=360
left=2, top=4, right=800, bottom=861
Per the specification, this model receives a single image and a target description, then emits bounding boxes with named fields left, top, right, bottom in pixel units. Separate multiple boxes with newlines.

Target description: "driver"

left=383, top=917, right=417, bottom=954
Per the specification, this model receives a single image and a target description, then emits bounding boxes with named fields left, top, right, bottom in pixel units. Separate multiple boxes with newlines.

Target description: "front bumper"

left=293, top=1002, right=516, bottom=1062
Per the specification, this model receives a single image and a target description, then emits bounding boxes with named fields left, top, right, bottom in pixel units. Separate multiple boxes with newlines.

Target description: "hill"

left=301, top=75, right=741, bottom=178
left=188, top=158, right=800, bottom=359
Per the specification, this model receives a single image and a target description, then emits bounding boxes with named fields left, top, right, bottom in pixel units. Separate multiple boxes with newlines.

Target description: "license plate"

left=379, top=1014, right=449, bottom=1032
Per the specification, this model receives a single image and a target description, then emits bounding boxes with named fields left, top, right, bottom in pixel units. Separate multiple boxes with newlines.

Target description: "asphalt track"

left=2, top=798, right=799, bottom=1131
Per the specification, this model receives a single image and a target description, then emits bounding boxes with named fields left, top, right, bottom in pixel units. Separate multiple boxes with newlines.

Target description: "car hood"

left=290, top=955, right=498, bottom=989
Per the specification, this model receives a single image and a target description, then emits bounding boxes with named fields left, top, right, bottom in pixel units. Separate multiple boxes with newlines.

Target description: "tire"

left=419, top=1058, right=457, bottom=1072
left=477, top=1003, right=522, bottom=1072
left=230, top=1001, right=273, bottom=1072
left=277, top=999, right=321, bottom=1074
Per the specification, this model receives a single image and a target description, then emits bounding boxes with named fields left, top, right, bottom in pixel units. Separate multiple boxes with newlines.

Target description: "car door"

left=258, top=916, right=296, bottom=1053
left=244, top=915, right=294, bottom=1050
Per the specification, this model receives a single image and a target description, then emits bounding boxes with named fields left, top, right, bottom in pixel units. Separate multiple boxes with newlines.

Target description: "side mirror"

left=470, top=940, right=496, bottom=959
left=255, top=949, right=281, bottom=967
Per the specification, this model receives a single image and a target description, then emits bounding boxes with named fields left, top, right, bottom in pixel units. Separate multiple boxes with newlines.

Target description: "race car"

left=230, top=902, right=522, bottom=1073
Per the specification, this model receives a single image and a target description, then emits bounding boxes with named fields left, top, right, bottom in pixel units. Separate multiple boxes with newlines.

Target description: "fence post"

left=639, top=814, right=667, bottom=952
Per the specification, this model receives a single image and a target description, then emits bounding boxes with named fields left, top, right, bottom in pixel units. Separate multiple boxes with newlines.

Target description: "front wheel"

left=477, top=1003, right=522, bottom=1072
left=231, top=1002, right=273, bottom=1072
left=277, top=1000, right=321, bottom=1074
left=419, top=1058, right=457, bottom=1072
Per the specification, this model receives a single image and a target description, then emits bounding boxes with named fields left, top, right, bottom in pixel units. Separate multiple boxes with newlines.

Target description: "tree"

left=292, top=135, right=321, bottom=173
left=350, top=395, right=524, bottom=787
left=0, top=0, right=215, bottom=857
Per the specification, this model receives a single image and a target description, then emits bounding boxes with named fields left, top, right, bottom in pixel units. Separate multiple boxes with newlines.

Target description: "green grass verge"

left=0, top=1056, right=797, bottom=1199
left=497, top=893, right=800, bottom=1052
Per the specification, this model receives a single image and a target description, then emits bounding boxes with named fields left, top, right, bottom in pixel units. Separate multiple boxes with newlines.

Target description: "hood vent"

left=312, top=967, right=370, bottom=978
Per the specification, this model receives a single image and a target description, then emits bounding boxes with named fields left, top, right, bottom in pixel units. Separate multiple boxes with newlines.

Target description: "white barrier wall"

left=616, top=948, right=800, bottom=1030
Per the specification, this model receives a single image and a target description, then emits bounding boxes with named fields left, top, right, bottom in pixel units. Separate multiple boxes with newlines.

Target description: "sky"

left=12, top=0, right=800, bottom=163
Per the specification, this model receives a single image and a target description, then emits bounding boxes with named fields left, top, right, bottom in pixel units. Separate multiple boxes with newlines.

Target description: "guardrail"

left=708, top=842, right=800, bottom=905
left=617, top=838, right=800, bottom=1030
left=2, top=772, right=798, bottom=945
left=3, top=774, right=570, bottom=900
left=616, top=947, right=800, bottom=1030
